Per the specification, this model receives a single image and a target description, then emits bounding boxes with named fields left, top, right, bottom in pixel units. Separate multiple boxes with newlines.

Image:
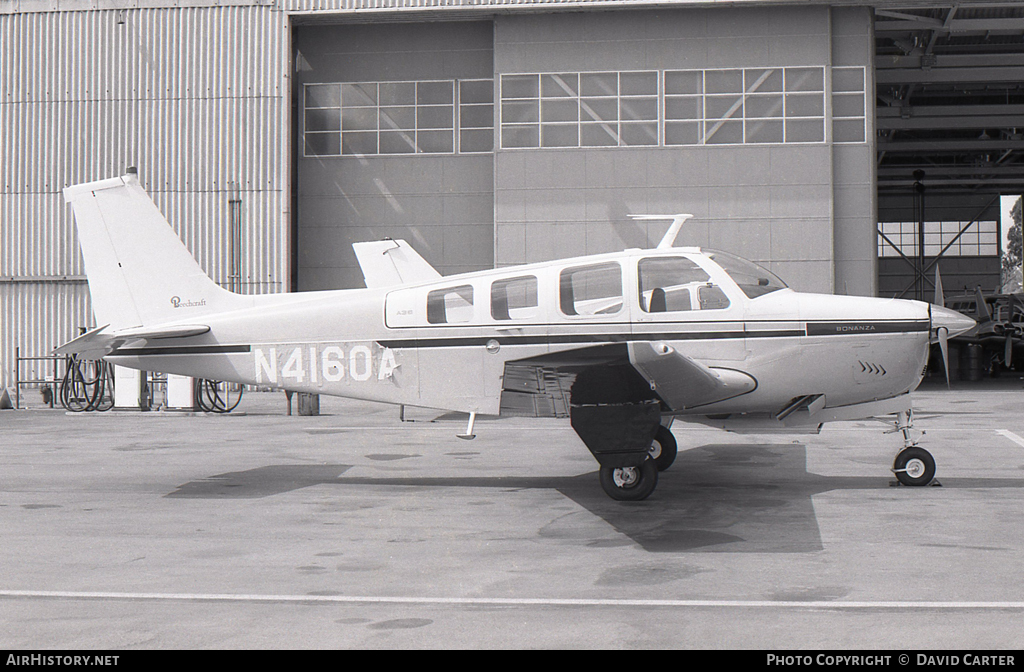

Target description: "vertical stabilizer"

left=63, top=171, right=248, bottom=330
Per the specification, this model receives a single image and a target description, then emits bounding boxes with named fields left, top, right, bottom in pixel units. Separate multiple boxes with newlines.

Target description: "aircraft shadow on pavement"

left=166, top=443, right=1024, bottom=553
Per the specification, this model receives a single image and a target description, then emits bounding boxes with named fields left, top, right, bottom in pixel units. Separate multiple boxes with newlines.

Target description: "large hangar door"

left=294, top=22, right=495, bottom=291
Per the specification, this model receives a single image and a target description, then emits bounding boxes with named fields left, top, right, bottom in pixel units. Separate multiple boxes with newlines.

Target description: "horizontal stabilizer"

left=54, top=324, right=209, bottom=359
left=627, top=341, right=756, bottom=410
left=353, top=239, right=442, bottom=288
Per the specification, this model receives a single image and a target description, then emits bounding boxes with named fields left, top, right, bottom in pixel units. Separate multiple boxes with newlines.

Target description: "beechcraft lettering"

left=253, top=344, right=399, bottom=385
left=58, top=172, right=976, bottom=501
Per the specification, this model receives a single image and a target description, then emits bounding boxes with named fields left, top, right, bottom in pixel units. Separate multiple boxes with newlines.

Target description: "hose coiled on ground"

left=194, top=379, right=242, bottom=413
left=59, top=355, right=114, bottom=412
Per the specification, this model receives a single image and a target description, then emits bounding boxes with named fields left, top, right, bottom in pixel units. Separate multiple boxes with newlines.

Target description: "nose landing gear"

left=890, top=411, right=937, bottom=486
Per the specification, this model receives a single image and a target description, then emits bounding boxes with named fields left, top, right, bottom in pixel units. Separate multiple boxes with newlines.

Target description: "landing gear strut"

left=890, top=410, right=937, bottom=486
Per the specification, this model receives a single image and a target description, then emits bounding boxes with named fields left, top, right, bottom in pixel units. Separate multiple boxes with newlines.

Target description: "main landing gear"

left=890, top=410, right=937, bottom=487
left=597, top=425, right=679, bottom=501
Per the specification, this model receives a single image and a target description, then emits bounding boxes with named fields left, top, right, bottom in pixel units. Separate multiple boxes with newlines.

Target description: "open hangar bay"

left=3, top=384, right=1024, bottom=649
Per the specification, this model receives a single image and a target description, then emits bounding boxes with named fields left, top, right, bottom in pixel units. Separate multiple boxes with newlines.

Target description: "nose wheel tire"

left=599, top=459, right=659, bottom=501
left=649, top=425, right=678, bottom=472
left=893, top=447, right=936, bottom=487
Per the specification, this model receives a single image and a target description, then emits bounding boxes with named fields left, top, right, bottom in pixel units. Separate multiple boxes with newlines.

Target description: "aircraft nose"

left=931, top=305, right=976, bottom=340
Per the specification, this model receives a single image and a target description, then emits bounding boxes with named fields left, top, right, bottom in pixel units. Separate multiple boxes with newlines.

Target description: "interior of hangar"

left=292, top=5, right=876, bottom=296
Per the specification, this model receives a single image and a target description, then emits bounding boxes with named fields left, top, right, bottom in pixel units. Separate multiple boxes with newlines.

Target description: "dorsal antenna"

left=629, top=213, right=694, bottom=249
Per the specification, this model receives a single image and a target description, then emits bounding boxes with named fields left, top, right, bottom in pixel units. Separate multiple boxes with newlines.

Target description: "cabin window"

left=491, top=275, right=538, bottom=320
left=426, top=285, right=474, bottom=324
left=560, top=262, right=623, bottom=316
left=637, top=257, right=712, bottom=312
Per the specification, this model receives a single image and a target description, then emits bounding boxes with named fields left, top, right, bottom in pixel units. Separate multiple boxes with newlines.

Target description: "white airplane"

left=57, top=170, right=975, bottom=501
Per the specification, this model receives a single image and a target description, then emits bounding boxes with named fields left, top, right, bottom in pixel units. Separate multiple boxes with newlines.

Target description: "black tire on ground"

left=893, top=447, right=936, bottom=486
left=599, top=459, right=659, bottom=501
left=649, top=425, right=678, bottom=472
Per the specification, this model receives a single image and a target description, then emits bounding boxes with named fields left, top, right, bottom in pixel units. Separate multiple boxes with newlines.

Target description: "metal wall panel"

left=0, top=4, right=289, bottom=389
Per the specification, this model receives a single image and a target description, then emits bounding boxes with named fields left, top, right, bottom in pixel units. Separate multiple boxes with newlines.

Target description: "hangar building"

left=2, top=0, right=1022, bottom=389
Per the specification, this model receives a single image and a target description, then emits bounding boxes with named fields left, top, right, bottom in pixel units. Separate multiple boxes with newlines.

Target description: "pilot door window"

left=638, top=257, right=730, bottom=312
left=559, top=262, right=624, bottom=317
left=426, top=285, right=475, bottom=324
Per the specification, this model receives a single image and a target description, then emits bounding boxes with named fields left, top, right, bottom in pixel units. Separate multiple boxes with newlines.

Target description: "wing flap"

left=627, top=341, right=756, bottom=410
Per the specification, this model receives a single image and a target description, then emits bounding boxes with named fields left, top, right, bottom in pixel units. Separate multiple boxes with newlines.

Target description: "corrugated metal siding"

left=0, top=5, right=289, bottom=389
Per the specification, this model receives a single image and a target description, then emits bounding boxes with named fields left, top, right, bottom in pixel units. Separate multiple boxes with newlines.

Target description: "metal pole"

left=914, top=169, right=926, bottom=302
left=14, top=345, right=19, bottom=410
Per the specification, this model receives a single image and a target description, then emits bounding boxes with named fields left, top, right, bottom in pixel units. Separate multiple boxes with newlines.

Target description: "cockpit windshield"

left=705, top=250, right=788, bottom=299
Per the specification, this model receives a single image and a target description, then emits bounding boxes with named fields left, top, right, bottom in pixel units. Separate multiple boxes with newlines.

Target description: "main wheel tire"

left=893, top=447, right=936, bottom=486
left=649, top=425, right=678, bottom=472
left=599, top=459, right=659, bottom=501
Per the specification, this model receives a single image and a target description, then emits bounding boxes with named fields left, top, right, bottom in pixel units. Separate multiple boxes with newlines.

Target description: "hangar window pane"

left=380, top=130, right=417, bottom=154
left=417, top=81, right=454, bottom=106
left=542, top=124, right=579, bottom=147
left=342, top=83, right=377, bottom=106
left=460, top=105, right=493, bottom=129
left=305, top=132, right=340, bottom=156
left=665, top=96, right=701, bottom=121
left=305, top=108, right=341, bottom=132
left=785, top=68, right=824, bottom=93
left=502, top=75, right=540, bottom=99
left=543, top=73, right=579, bottom=97
left=581, top=98, right=618, bottom=123
left=785, top=118, right=824, bottom=143
left=502, top=125, right=539, bottom=148
left=832, top=67, right=864, bottom=93
left=460, top=129, right=494, bottom=154
left=621, top=97, right=657, bottom=122
left=580, top=123, right=619, bottom=147
left=342, top=107, right=377, bottom=132
left=745, top=119, right=784, bottom=143
left=705, top=95, right=743, bottom=120
left=785, top=93, right=825, bottom=118
left=417, top=130, right=454, bottom=153
left=581, top=72, right=618, bottom=97
left=705, top=119, right=743, bottom=144
left=664, top=71, right=702, bottom=96
left=379, top=82, right=415, bottom=106
left=664, top=121, right=701, bottom=145
left=418, top=105, right=455, bottom=130
left=746, top=69, right=783, bottom=93
left=342, top=131, right=378, bottom=155
left=620, top=122, right=658, bottom=146
left=460, top=79, right=493, bottom=104
left=380, top=106, right=415, bottom=130
left=503, top=100, right=540, bottom=124
left=832, top=118, right=865, bottom=144
left=560, top=262, right=623, bottom=317
left=745, top=95, right=784, bottom=119
left=306, top=84, right=341, bottom=108
left=621, top=71, right=658, bottom=96
left=705, top=69, right=743, bottom=94
left=542, top=99, right=580, bottom=123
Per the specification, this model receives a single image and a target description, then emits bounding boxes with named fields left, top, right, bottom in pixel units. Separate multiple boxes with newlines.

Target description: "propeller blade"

left=1006, top=333, right=1013, bottom=368
left=938, top=326, right=951, bottom=388
left=933, top=264, right=944, bottom=306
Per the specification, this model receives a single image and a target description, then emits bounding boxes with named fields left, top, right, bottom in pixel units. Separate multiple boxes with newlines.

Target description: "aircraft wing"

left=627, top=341, right=756, bottom=410
left=352, top=239, right=442, bottom=288
left=54, top=324, right=210, bottom=359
